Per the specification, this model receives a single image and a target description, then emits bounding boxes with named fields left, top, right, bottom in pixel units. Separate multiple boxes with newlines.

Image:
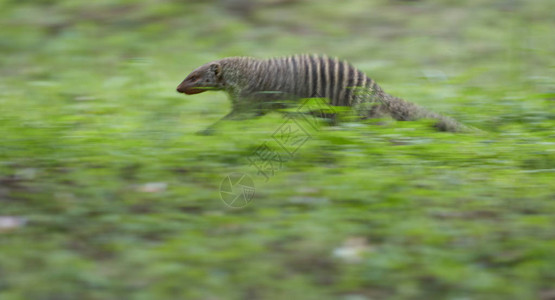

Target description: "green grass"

left=0, top=1, right=554, bottom=299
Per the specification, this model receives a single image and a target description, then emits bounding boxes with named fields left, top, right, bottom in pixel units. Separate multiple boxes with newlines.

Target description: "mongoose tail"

left=177, top=55, right=474, bottom=133
left=374, top=94, right=475, bottom=132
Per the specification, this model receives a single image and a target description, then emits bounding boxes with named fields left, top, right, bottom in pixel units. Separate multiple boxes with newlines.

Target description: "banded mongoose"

left=177, top=54, right=470, bottom=133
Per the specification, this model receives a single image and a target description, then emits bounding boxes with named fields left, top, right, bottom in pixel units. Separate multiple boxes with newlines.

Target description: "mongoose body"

left=177, top=54, right=468, bottom=132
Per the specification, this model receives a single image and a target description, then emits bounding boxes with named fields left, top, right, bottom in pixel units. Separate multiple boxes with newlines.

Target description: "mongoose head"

left=176, top=62, right=224, bottom=95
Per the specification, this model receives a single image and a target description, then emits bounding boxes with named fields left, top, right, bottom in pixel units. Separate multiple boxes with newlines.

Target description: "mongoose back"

left=177, top=54, right=470, bottom=132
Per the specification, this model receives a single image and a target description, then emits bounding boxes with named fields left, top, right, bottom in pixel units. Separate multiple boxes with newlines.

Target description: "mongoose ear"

left=209, top=63, right=222, bottom=79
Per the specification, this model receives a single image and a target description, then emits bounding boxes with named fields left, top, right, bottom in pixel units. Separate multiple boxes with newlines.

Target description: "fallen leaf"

left=0, top=216, right=27, bottom=232
left=332, top=236, right=371, bottom=263
left=138, top=182, right=167, bottom=193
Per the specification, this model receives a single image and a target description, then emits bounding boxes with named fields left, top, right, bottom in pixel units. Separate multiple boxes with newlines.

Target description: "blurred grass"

left=0, top=0, right=554, bottom=299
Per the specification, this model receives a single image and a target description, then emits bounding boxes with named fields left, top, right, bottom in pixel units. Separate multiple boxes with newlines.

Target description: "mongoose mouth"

left=176, top=84, right=207, bottom=95
left=183, top=87, right=206, bottom=95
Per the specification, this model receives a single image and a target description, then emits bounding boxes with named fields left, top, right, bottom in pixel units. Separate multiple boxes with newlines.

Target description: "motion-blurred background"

left=1, top=1, right=554, bottom=299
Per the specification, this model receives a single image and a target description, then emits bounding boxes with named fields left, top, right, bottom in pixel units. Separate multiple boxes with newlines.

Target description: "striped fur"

left=177, top=54, right=470, bottom=132
left=235, top=54, right=378, bottom=106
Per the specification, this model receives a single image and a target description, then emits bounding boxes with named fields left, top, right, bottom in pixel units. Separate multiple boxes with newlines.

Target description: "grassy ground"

left=1, top=0, right=554, bottom=299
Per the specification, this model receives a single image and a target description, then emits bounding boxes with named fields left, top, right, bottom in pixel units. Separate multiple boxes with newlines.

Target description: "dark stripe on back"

left=319, top=56, right=327, bottom=98
left=336, top=60, right=344, bottom=105
left=267, top=58, right=276, bottom=90
left=345, top=64, right=356, bottom=105
left=356, top=70, right=366, bottom=91
left=278, top=57, right=286, bottom=91
left=290, top=56, right=298, bottom=95
left=327, top=57, right=335, bottom=105
left=309, top=55, right=319, bottom=97
left=286, top=56, right=294, bottom=95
